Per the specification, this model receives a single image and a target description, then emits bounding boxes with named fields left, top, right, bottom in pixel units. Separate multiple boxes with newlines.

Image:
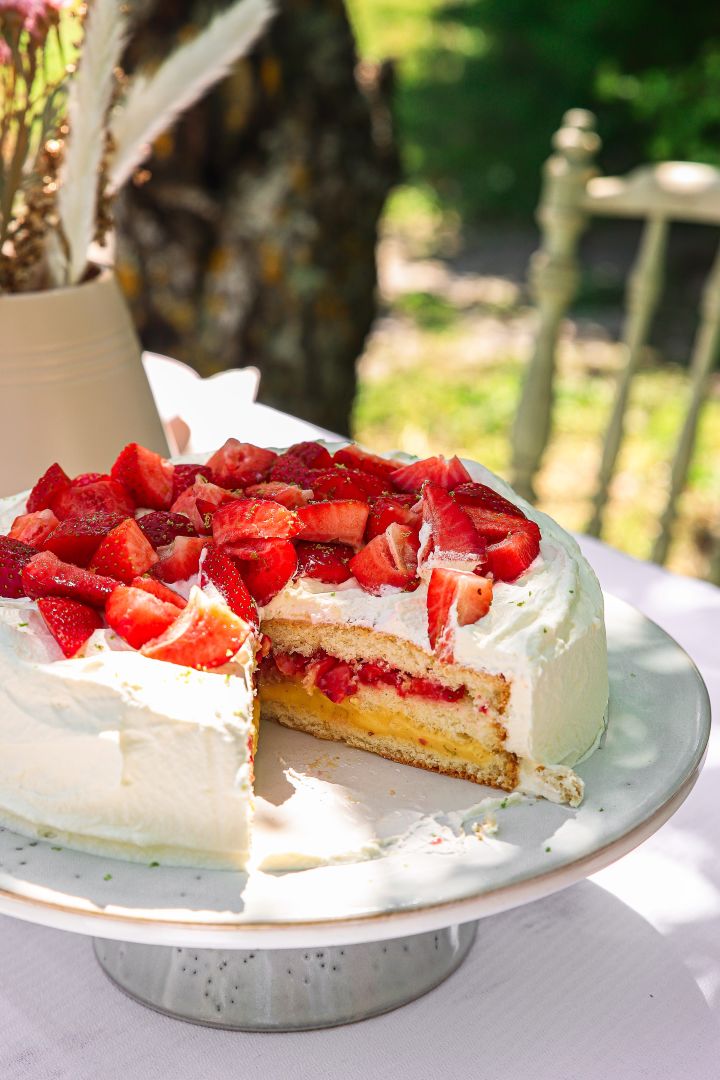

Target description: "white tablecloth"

left=1, top=406, right=719, bottom=1079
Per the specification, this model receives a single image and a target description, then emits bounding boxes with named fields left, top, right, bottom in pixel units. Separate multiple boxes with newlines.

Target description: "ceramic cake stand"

left=0, top=597, right=710, bottom=1031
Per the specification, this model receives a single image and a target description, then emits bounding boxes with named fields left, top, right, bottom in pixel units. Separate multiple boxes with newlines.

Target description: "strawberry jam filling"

left=262, top=650, right=466, bottom=706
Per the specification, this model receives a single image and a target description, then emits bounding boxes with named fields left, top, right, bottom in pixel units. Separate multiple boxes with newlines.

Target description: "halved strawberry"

left=0, top=535, right=36, bottom=598
left=310, top=469, right=368, bottom=502
left=106, top=585, right=181, bottom=650
left=137, top=511, right=198, bottom=549
left=199, top=544, right=259, bottom=627
left=9, top=509, right=59, bottom=548
left=206, top=439, right=277, bottom=488
left=244, top=481, right=312, bottom=508
left=426, top=568, right=494, bottom=660
left=420, top=483, right=486, bottom=572
left=130, top=575, right=186, bottom=609
left=141, top=586, right=252, bottom=669
left=52, top=479, right=135, bottom=521
left=151, top=536, right=207, bottom=583
left=295, top=541, right=354, bottom=584
left=451, top=481, right=526, bottom=520
left=296, top=500, right=369, bottom=547
left=22, top=551, right=119, bottom=607
left=171, top=463, right=213, bottom=502
left=37, top=597, right=103, bottom=658
left=73, top=472, right=110, bottom=488
left=89, top=518, right=158, bottom=584
left=461, top=507, right=541, bottom=582
left=26, top=463, right=71, bottom=513
left=313, top=658, right=358, bottom=703
left=365, top=495, right=421, bottom=541
left=212, top=498, right=302, bottom=544
left=170, top=479, right=237, bottom=532
left=391, top=454, right=472, bottom=494
left=228, top=538, right=298, bottom=606
left=333, top=444, right=400, bottom=480
left=281, top=441, right=333, bottom=469
left=111, top=443, right=174, bottom=510
left=349, top=524, right=419, bottom=594
left=43, top=511, right=129, bottom=566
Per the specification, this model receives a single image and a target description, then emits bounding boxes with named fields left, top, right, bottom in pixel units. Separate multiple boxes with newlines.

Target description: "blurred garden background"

left=117, top=0, right=720, bottom=580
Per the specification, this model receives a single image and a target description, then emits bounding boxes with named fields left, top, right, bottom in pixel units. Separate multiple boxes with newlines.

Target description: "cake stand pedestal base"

left=93, top=922, right=477, bottom=1031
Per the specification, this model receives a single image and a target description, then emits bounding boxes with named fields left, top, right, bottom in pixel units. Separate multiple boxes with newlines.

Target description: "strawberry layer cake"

left=0, top=439, right=608, bottom=867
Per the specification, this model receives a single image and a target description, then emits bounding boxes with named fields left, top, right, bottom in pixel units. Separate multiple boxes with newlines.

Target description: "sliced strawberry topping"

left=206, top=439, right=277, bottom=488
left=426, top=567, right=493, bottom=660
left=52, top=479, right=136, bottom=521
left=199, top=544, right=259, bottom=627
left=170, top=479, right=236, bottom=532
left=89, top=518, right=158, bottom=583
left=141, top=587, right=252, bottom=669
left=420, top=483, right=486, bottom=572
left=111, top=443, right=174, bottom=510
left=212, top=498, right=302, bottom=544
left=9, top=509, right=59, bottom=549
left=106, top=585, right=181, bottom=650
left=130, top=575, right=186, bottom=609
left=42, top=511, right=128, bottom=567
left=73, top=472, right=111, bottom=488
left=37, top=597, right=103, bottom=658
left=137, top=510, right=198, bottom=549
left=310, top=469, right=369, bottom=502
left=295, top=541, right=354, bottom=584
left=349, top=524, right=419, bottom=594
left=462, top=507, right=541, bottom=582
left=313, top=658, right=358, bottom=703
left=244, top=481, right=312, bottom=508
left=296, top=500, right=369, bottom=547
left=333, top=444, right=399, bottom=480
left=151, top=536, right=207, bottom=583
left=366, top=495, right=421, bottom=541
left=26, top=463, right=71, bottom=513
left=171, top=463, right=213, bottom=502
left=0, top=535, right=36, bottom=598
left=451, top=481, right=526, bottom=519
left=229, top=538, right=298, bottom=606
left=391, top=454, right=472, bottom=493
left=22, top=551, right=120, bottom=607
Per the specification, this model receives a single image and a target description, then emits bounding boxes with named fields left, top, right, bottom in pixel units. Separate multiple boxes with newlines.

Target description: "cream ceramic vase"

left=0, top=269, right=169, bottom=496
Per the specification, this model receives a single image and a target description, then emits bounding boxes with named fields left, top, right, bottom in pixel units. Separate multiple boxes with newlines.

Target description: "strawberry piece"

left=73, top=472, right=110, bottom=488
left=106, top=585, right=181, bottom=650
left=313, top=658, right=358, bottom=703
left=171, top=463, right=213, bottom=502
left=130, top=575, right=186, bottom=609
left=333, top=444, right=399, bottom=480
left=9, top=509, right=59, bottom=548
left=391, top=454, right=472, bottom=494
left=199, top=544, right=259, bottom=627
left=295, top=541, right=354, bottom=584
left=206, top=439, right=277, bottom=488
left=26, top=463, right=71, bottom=513
left=170, top=479, right=237, bottom=532
left=267, top=456, right=319, bottom=487
left=52, top=479, right=136, bottom=521
left=37, top=597, right=103, bottom=658
left=141, top=586, right=252, bottom=669
left=349, top=524, right=419, bottom=594
left=296, top=500, right=369, bottom=547
left=341, top=469, right=392, bottom=497
left=230, top=538, right=298, bottom=606
left=357, top=660, right=404, bottom=691
left=137, top=511, right=198, bottom=549
left=420, top=483, right=486, bottom=572
left=22, top=551, right=119, bottom=608
left=273, top=651, right=308, bottom=677
left=151, top=536, right=207, bottom=583
left=451, top=481, right=526, bottom=520
left=461, top=507, right=541, bottom=582
left=111, top=443, right=174, bottom=510
left=365, top=495, right=421, bottom=541
left=42, top=511, right=128, bottom=566
left=426, top=567, right=493, bottom=660
left=212, top=498, right=302, bottom=544
left=282, top=441, right=333, bottom=469
left=89, top=518, right=158, bottom=584
left=244, top=481, right=312, bottom=508
left=310, top=470, right=369, bottom=502
left=402, top=676, right=465, bottom=702
left=0, top=536, right=36, bottom=598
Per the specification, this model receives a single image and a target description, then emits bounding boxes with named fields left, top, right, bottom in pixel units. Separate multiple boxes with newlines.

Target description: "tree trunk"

left=116, top=0, right=398, bottom=436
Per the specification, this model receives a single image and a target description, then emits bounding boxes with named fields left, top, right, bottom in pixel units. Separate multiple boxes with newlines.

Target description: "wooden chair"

left=510, top=109, right=720, bottom=574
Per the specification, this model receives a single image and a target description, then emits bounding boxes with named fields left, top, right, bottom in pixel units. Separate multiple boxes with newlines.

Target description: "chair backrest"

left=510, top=109, right=720, bottom=575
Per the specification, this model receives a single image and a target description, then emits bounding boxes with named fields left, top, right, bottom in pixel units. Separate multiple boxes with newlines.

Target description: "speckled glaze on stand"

left=94, top=923, right=478, bottom=1030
